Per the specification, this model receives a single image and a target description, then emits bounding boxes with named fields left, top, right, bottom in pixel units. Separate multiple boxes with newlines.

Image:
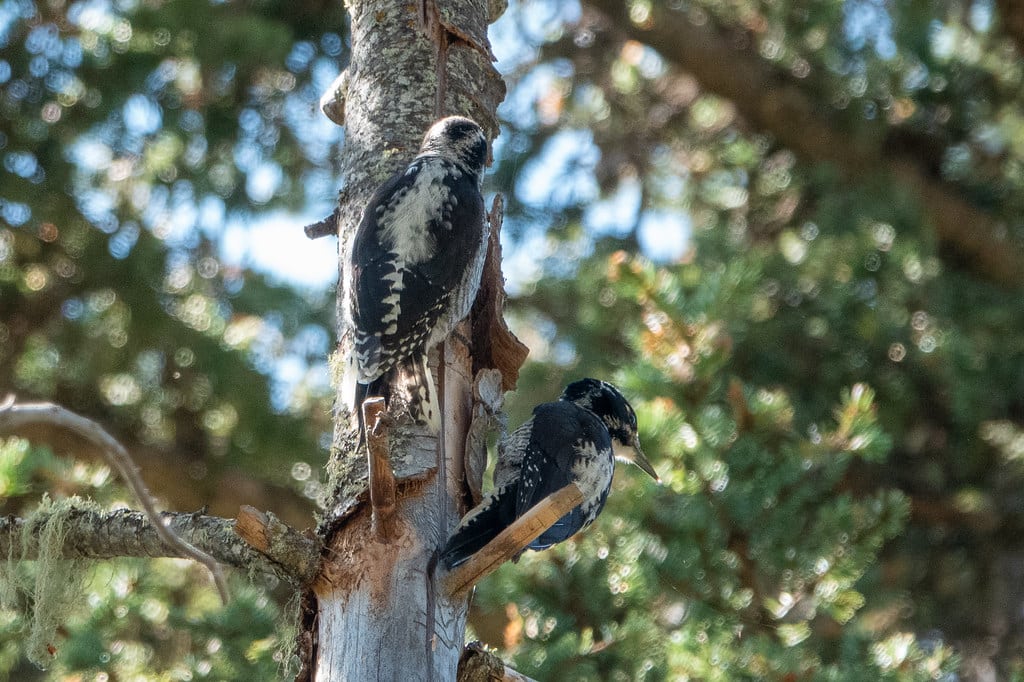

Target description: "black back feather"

left=440, top=401, right=612, bottom=569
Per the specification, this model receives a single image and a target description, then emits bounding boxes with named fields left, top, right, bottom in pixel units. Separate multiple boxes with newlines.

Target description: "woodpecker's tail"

left=440, top=486, right=518, bottom=569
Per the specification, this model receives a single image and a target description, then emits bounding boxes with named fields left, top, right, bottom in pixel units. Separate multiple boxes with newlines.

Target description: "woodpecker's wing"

left=516, top=401, right=613, bottom=549
left=350, top=156, right=485, bottom=381
left=439, top=483, right=519, bottom=569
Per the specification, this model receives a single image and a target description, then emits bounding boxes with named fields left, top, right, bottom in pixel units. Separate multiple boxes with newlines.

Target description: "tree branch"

left=304, top=212, right=338, bottom=240
left=443, top=482, right=585, bottom=595
left=0, top=507, right=319, bottom=585
left=362, top=398, right=398, bottom=540
left=0, top=399, right=230, bottom=601
left=457, top=641, right=537, bottom=682
left=234, top=505, right=322, bottom=584
left=582, top=0, right=1024, bottom=288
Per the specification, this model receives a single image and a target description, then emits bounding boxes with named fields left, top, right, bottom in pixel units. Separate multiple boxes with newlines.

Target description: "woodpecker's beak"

left=615, top=435, right=661, bottom=483
left=631, top=437, right=661, bottom=483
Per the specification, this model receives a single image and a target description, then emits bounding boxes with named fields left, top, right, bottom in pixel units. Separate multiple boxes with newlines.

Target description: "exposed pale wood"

left=443, top=483, right=585, bottom=596
left=234, top=505, right=321, bottom=584
left=313, top=486, right=469, bottom=681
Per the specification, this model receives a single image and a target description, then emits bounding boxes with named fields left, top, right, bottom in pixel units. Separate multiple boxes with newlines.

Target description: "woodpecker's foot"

left=449, top=329, right=472, bottom=348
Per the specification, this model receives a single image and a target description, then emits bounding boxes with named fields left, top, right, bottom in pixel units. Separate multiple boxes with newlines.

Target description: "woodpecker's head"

left=561, top=378, right=661, bottom=483
left=419, top=116, right=488, bottom=176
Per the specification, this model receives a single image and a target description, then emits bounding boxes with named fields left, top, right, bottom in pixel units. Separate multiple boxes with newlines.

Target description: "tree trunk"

left=306, top=0, right=506, bottom=679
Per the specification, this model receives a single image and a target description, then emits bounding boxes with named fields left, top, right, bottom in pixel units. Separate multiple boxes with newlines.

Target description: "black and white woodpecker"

left=340, top=116, right=489, bottom=433
left=440, top=379, right=660, bottom=569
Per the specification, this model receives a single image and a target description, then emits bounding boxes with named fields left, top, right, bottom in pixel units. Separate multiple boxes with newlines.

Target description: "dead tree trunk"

left=303, top=0, right=509, bottom=679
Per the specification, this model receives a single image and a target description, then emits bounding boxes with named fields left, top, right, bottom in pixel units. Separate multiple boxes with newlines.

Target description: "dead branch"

left=443, top=482, right=585, bottom=595
left=320, top=69, right=348, bottom=126
left=234, top=505, right=322, bottom=584
left=362, top=398, right=398, bottom=540
left=0, top=399, right=231, bottom=602
left=0, top=508, right=318, bottom=585
left=305, top=212, right=338, bottom=240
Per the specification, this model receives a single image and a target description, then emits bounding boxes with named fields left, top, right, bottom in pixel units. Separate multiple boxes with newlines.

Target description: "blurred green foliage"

left=479, top=254, right=956, bottom=679
left=3, top=0, right=1024, bottom=679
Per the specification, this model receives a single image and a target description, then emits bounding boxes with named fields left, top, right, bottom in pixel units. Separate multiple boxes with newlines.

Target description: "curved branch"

left=0, top=399, right=231, bottom=601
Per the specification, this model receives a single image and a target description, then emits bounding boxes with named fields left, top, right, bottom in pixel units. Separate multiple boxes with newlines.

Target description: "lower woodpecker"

left=441, top=378, right=660, bottom=569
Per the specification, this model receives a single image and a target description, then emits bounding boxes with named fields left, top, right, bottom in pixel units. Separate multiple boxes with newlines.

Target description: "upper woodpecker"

left=440, top=379, right=660, bottom=569
left=341, top=116, right=489, bottom=432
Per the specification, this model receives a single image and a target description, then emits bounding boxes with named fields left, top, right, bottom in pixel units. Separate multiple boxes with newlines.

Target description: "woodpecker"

left=341, top=116, right=489, bottom=433
left=440, top=379, right=660, bottom=569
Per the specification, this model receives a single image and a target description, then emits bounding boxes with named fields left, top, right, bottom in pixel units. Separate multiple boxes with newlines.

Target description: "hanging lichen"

left=0, top=510, right=18, bottom=614
left=273, top=591, right=302, bottom=678
left=16, top=495, right=98, bottom=668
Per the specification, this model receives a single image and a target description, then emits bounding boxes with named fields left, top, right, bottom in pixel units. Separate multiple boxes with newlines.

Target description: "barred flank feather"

left=351, top=354, right=440, bottom=441
left=391, top=354, right=440, bottom=433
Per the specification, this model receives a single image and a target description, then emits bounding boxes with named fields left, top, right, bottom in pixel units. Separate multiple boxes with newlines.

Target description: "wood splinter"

left=443, top=482, right=585, bottom=595
left=362, top=397, right=398, bottom=540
